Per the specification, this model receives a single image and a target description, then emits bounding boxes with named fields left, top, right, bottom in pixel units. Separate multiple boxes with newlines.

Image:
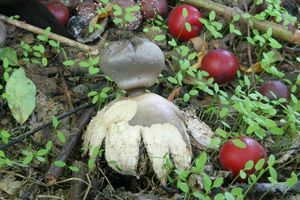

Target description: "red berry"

left=258, top=80, right=290, bottom=100
left=46, top=1, right=70, bottom=27
left=140, top=0, right=168, bottom=20
left=219, top=137, right=267, bottom=177
left=168, top=5, right=204, bottom=41
left=201, top=49, right=239, bottom=84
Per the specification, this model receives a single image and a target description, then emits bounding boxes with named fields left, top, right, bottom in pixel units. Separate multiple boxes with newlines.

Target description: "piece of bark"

left=45, top=107, right=95, bottom=184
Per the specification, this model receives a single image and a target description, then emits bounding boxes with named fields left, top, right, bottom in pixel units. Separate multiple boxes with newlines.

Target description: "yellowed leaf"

left=240, top=62, right=263, bottom=73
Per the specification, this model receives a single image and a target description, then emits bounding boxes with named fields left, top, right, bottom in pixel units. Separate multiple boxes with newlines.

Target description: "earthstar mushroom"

left=83, top=37, right=213, bottom=183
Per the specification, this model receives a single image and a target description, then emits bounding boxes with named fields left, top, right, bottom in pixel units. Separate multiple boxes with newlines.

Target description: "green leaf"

left=36, top=149, right=48, bottom=156
left=154, top=34, right=166, bottom=41
left=177, top=181, right=189, bottom=193
left=219, top=107, right=228, bottom=118
left=54, top=160, right=66, bottom=167
left=244, top=160, right=254, bottom=170
left=269, top=166, right=277, bottom=181
left=268, top=38, right=282, bottom=49
left=167, top=77, right=178, bottom=84
left=269, top=126, right=284, bottom=135
left=88, top=158, right=96, bottom=169
left=214, top=193, right=225, bottom=200
left=246, top=37, right=255, bottom=45
left=224, top=192, right=235, bottom=200
left=286, top=172, right=298, bottom=187
left=63, top=60, right=75, bottom=66
left=79, top=61, right=89, bottom=67
left=212, top=177, right=223, bottom=188
left=194, top=152, right=207, bottom=173
left=209, top=11, right=216, bottom=21
left=189, top=89, right=199, bottom=96
left=185, top=22, right=192, bottom=32
left=256, top=0, right=263, bottom=5
left=232, top=139, right=246, bottom=148
left=182, top=8, right=188, bottom=18
left=56, top=131, right=66, bottom=143
left=231, top=187, right=243, bottom=197
left=69, top=166, right=80, bottom=172
left=239, top=170, right=247, bottom=179
left=23, top=153, right=34, bottom=165
left=193, top=192, right=206, bottom=199
left=268, top=154, right=275, bottom=166
left=210, top=137, right=221, bottom=149
left=255, top=158, right=265, bottom=171
left=5, top=69, right=36, bottom=124
left=42, top=57, right=48, bottom=66
left=52, top=116, right=59, bottom=129
left=203, top=173, right=212, bottom=192
left=0, top=150, right=5, bottom=158
left=233, top=15, right=240, bottom=21
left=48, top=40, right=59, bottom=48
left=0, top=47, right=19, bottom=66
left=168, top=39, right=177, bottom=47
left=46, top=141, right=53, bottom=151
left=36, top=156, right=46, bottom=162
left=89, top=66, right=99, bottom=74
left=183, top=93, right=190, bottom=102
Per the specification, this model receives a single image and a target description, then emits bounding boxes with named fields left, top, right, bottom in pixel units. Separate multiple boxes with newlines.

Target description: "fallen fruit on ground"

left=139, top=0, right=168, bottom=20
left=168, top=4, right=204, bottom=41
left=111, top=0, right=143, bottom=30
left=219, top=136, right=267, bottom=178
left=46, top=1, right=70, bottom=26
left=258, top=80, right=290, bottom=100
left=201, top=49, right=239, bottom=84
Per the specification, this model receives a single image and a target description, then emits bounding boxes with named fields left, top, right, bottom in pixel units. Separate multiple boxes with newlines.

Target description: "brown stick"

left=70, top=161, right=88, bottom=200
left=184, top=0, right=300, bottom=45
left=0, top=14, right=98, bottom=54
left=45, top=107, right=95, bottom=184
left=58, top=55, right=74, bottom=111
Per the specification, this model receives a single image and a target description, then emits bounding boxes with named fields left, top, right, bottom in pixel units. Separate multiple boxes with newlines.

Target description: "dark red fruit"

left=219, top=137, right=267, bottom=177
left=201, top=49, right=239, bottom=84
left=46, top=1, right=70, bottom=27
left=139, top=0, right=168, bottom=20
left=76, top=2, right=97, bottom=18
left=168, top=5, right=204, bottom=41
left=111, top=0, right=143, bottom=30
left=258, top=80, right=290, bottom=100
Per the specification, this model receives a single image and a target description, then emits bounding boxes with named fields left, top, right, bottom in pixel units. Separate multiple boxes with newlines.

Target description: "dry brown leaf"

left=167, top=87, right=181, bottom=102
left=90, top=4, right=112, bottom=27
left=191, top=48, right=207, bottom=70
left=190, top=36, right=208, bottom=52
left=240, top=62, right=263, bottom=73
left=0, top=176, right=22, bottom=195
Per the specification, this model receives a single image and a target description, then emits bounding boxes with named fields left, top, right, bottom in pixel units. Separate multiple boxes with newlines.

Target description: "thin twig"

left=58, top=55, right=74, bottom=110
left=184, top=0, right=300, bottom=45
left=242, top=0, right=256, bottom=87
left=45, top=107, right=95, bottom=184
left=0, top=14, right=98, bottom=54
left=83, top=174, right=92, bottom=200
left=0, top=102, right=93, bottom=150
